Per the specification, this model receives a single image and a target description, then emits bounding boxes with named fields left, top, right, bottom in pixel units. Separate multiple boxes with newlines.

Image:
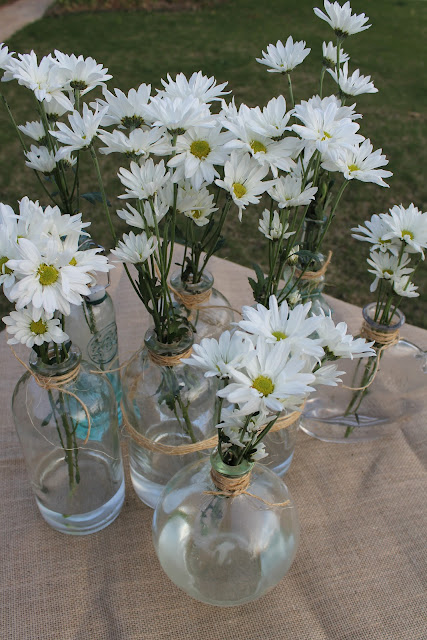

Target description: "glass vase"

left=152, top=451, right=299, bottom=606
left=300, top=303, right=427, bottom=442
left=64, top=286, right=122, bottom=424
left=262, top=415, right=299, bottom=477
left=170, top=269, right=234, bottom=341
left=293, top=251, right=333, bottom=316
left=12, top=345, right=125, bottom=534
left=121, top=327, right=217, bottom=509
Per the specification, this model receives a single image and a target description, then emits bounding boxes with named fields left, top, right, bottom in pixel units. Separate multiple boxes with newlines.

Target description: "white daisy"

left=382, top=203, right=427, bottom=258
left=182, top=330, right=253, bottom=379
left=215, top=152, right=275, bottom=220
left=322, top=41, right=350, bottom=67
left=18, top=121, right=46, bottom=143
left=256, top=37, right=311, bottom=73
left=111, top=231, right=158, bottom=264
left=393, top=276, right=419, bottom=298
left=321, top=138, right=392, bottom=187
left=117, top=197, right=170, bottom=230
left=238, top=296, right=324, bottom=359
left=98, top=127, right=170, bottom=158
left=25, top=145, right=57, bottom=174
left=217, top=337, right=316, bottom=416
left=158, top=71, right=229, bottom=103
left=0, top=224, right=19, bottom=294
left=258, top=210, right=287, bottom=241
left=312, top=362, right=345, bottom=386
left=328, top=62, right=377, bottom=97
left=94, top=84, right=152, bottom=129
left=351, top=213, right=400, bottom=256
left=314, top=1, right=371, bottom=37
left=118, top=159, right=171, bottom=200
left=315, top=311, right=376, bottom=359
left=168, top=126, right=232, bottom=190
left=8, top=52, right=72, bottom=109
left=51, top=103, right=107, bottom=154
left=53, top=50, right=111, bottom=95
left=269, top=174, right=318, bottom=208
left=176, top=184, right=218, bottom=227
left=142, top=95, right=214, bottom=134
left=3, top=307, right=69, bottom=348
left=245, top=95, right=293, bottom=140
left=42, top=96, right=71, bottom=121
left=367, top=251, right=413, bottom=292
left=0, top=43, right=15, bottom=76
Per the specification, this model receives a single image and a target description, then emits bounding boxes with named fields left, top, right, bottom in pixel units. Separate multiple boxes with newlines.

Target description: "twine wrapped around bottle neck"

left=205, top=467, right=291, bottom=507
left=10, top=347, right=92, bottom=444
left=147, top=345, right=193, bottom=367
left=121, top=402, right=301, bottom=455
left=171, top=286, right=213, bottom=310
left=295, top=250, right=333, bottom=281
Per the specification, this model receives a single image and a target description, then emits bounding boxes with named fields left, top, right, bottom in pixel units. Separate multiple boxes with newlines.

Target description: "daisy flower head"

left=315, top=311, right=376, bottom=359
left=351, top=213, right=400, bottom=256
left=238, top=295, right=324, bottom=359
left=321, top=138, right=392, bottom=187
left=217, top=408, right=270, bottom=461
left=42, top=96, right=71, bottom=121
left=117, top=195, right=170, bottom=230
left=215, top=152, right=275, bottom=220
left=258, top=209, right=288, bottom=241
left=142, top=95, right=214, bottom=135
left=3, top=307, right=69, bottom=348
left=382, top=203, right=427, bottom=258
left=18, top=121, right=46, bottom=143
left=111, top=231, right=157, bottom=265
left=8, top=51, right=72, bottom=109
left=168, top=126, right=232, bottom=190
left=314, top=1, right=371, bottom=38
left=366, top=251, right=413, bottom=292
left=306, top=94, right=361, bottom=122
left=393, top=276, right=419, bottom=298
left=256, top=37, right=311, bottom=73
left=217, top=337, right=316, bottom=416
left=292, top=97, right=363, bottom=157
left=246, top=95, right=293, bottom=140
left=98, top=127, right=170, bottom=159
left=328, top=62, right=377, bottom=97
left=176, top=184, right=218, bottom=227
left=312, top=362, right=345, bottom=386
left=322, top=41, right=350, bottom=68
left=0, top=43, right=15, bottom=77
left=158, top=71, right=229, bottom=104
left=53, top=51, right=112, bottom=95
left=25, top=145, right=57, bottom=174
left=118, top=159, right=171, bottom=201
left=0, top=225, right=19, bottom=294
left=269, top=174, right=318, bottom=209
left=182, top=330, right=254, bottom=379
left=94, top=84, right=152, bottom=129
left=51, top=103, right=108, bottom=154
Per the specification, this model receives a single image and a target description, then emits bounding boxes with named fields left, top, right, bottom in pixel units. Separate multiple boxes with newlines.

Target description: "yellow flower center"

left=37, top=263, right=59, bottom=286
left=192, top=210, right=203, bottom=219
left=383, top=269, right=394, bottom=276
left=30, top=319, right=48, bottom=335
left=250, top=140, right=267, bottom=154
left=379, top=237, right=391, bottom=245
left=252, top=375, right=275, bottom=396
left=233, top=182, right=247, bottom=199
left=190, top=140, right=211, bottom=160
left=0, top=256, right=12, bottom=275
left=321, top=131, right=332, bottom=141
left=69, top=257, right=77, bottom=266
left=272, top=331, right=287, bottom=341
left=348, top=164, right=359, bottom=172
left=401, top=229, right=414, bottom=240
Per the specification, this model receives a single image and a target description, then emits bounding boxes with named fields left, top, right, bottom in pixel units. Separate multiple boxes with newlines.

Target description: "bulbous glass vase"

left=12, top=345, right=125, bottom=534
left=152, top=451, right=299, bottom=606
left=170, top=269, right=234, bottom=341
left=300, top=303, right=427, bottom=442
left=64, top=286, right=122, bottom=424
left=121, top=327, right=217, bottom=508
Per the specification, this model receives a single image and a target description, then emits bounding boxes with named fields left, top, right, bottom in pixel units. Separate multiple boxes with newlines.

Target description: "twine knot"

left=204, top=467, right=291, bottom=507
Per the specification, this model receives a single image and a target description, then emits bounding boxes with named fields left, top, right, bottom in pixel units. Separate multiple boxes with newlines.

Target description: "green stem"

left=286, top=72, right=295, bottom=108
left=90, top=144, right=117, bottom=243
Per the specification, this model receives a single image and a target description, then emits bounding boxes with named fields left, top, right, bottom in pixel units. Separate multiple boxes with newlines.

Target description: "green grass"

left=1, top=0, right=426, bottom=327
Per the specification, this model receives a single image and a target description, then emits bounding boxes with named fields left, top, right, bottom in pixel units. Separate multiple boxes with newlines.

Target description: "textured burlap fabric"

left=1, top=253, right=426, bottom=640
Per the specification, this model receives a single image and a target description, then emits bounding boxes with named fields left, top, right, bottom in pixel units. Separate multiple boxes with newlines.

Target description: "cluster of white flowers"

left=352, top=204, right=427, bottom=297
left=0, top=198, right=111, bottom=348
left=184, top=295, right=374, bottom=463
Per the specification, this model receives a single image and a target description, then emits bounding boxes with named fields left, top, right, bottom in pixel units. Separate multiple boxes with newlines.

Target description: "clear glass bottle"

left=12, top=345, right=125, bottom=534
left=152, top=451, right=300, bottom=606
left=64, top=285, right=122, bottom=424
left=262, top=418, right=299, bottom=477
left=121, top=327, right=217, bottom=509
left=170, top=269, right=234, bottom=342
left=292, top=251, right=333, bottom=316
left=300, top=303, right=427, bottom=442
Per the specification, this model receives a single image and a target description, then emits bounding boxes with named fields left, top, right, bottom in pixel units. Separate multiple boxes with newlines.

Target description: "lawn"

left=1, top=0, right=426, bottom=327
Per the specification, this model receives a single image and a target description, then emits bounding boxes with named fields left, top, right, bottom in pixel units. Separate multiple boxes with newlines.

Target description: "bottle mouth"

left=29, top=344, right=82, bottom=377
left=210, top=449, right=254, bottom=478
left=362, top=302, right=405, bottom=332
left=170, top=269, right=214, bottom=294
left=144, top=326, right=194, bottom=358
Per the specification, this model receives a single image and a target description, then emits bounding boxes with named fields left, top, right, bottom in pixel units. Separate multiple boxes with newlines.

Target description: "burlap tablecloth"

left=1, top=253, right=426, bottom=640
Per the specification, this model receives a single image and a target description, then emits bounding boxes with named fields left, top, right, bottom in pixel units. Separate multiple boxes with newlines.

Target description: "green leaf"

left=81, top=192, right=111, bottom=206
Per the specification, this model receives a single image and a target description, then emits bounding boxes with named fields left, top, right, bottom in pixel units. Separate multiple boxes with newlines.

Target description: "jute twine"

left=295, top=250, right=333, bottom=281
left=341, top=321, right=400, bottom=392
left=121, top=402, right=302, bottom=455
left=147, top=345, right=193, bottom=367
left=10, top=347, right=92, bottom=444
left=204, top=467, right=291, bottom=507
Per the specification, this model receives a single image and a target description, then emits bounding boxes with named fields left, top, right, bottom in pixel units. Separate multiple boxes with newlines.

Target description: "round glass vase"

left=12, top=345, right=125, bottom=534
left=152, top=450, right=300, bottom=606
left=64, top=286, right=122, bottom=424
left=300, top=303, right=427, bottom=442
left=121, top=327, right=217, bottom=509
left=170, top=269, right=234, bottom=342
